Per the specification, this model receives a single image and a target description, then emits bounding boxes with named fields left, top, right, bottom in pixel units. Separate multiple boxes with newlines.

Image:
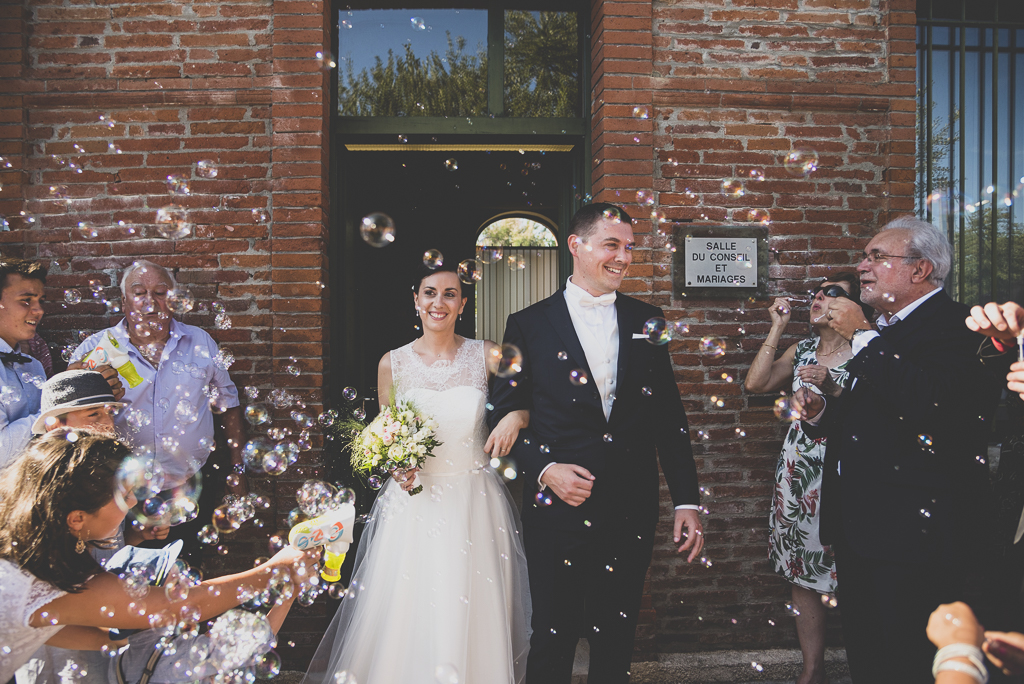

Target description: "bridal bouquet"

left=343, top=399, right=442, bottom=496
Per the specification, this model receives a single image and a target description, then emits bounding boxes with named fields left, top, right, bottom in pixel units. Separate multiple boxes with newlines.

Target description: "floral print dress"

left=768, top=336, right=851, bottom=593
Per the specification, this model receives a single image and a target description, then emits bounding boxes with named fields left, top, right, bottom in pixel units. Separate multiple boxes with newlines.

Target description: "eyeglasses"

left=812, top=284, right=852, bottom=300
left=863, top=250, right=921, bottom=264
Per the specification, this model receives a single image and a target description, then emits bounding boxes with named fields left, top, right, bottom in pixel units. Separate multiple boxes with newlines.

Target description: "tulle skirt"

left=302, top=467, right=531, bottom=684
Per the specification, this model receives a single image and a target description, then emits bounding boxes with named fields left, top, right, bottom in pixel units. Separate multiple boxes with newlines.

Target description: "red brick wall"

left=591, top=0, right=917, bottom=653
left=0, top=0, right=333, bottom=667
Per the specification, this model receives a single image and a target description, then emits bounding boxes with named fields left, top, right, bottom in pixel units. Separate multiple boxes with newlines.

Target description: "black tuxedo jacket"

left=488, top=289, right=700, bottom=532
left=804, top=291, right=1001, bottom=562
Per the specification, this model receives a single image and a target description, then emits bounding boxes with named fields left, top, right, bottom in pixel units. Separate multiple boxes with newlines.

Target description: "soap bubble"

left=632, top=106, right=649, bottom=120
left=699, top=336, right=726, bottom=358
left=720, top=179, right=745, bottom=198
left=821, top=593, right=838, bottom=608
left=76, top=222, right=98, bottom=239
left=245, top=403, right=271, bottom=426
left=49, top=184, right=69, bottom=199
left=124, top=407, right=153, bottom=432
left=252, top=208, right=270, bottom=223
left=215, top=313, right=232, bottom=330
left=175, top=399, right=198, bottom=425
left=487, top=343, right=522, bottom=378
left=773, top=397, right=800, bottom=421
left=199, top=525, right=219, bottom=545
left=642, top=387, right=653, bottom=397
left=745, top=209, right=771, bottom=225
left=297, top=480, right=335, bottom=517
left=917, top=434, right=933, bottom=448
left=155, top=205, right=191, bottom=239
left=783, top=147, right=819, bottom=177
left=784, top=602, right=801, bottom=617
left=569, top=369, right=588, bottom=386
left=367, top=474, right=383, bottom=489
left=116, top=450, right=165, bottom=502
left=636, top=190, right=654, bottom=206
left=435, top=664, right=459, bottom=684
left=535, top=491, right=552, bottom=507
left=751, top=662, right=764, bottom=672
left=105, top=298, right=122, bottom=315
left=477, top=247, right=503, bottom=264
left=360, top=212, right=395, bottom=247
left=670, top=321, right=690, bottom=338
left=342, top=387, right=357, bottom=401
left=444, top=158, right=458, bottom=172
left=196, top=160, right=218, bottom=178
left=214, top=349, right=234, bottom=370
left=507, top=255, right=527, bottom=271
left=642, top=317, right=670, bottom=345
left=557, top=351, right=568, bottom=360
left=748, top=168, right=766, bottom=182
left=255, top=650, right=281, bottom=679
left=245, top=386, right=259, bottom=401
left=285, top=359, right=301, bottom=376
left=423, top=249, right=444, bottom=269
left=166, top=174, right=190, bottom=195
left=457, top=259, right=483, bottom=285
left=411, top=16, right=426, bottom=30
left=64, top=289, right=82, bottom=305
left=167, top=287, right=195, bottom=314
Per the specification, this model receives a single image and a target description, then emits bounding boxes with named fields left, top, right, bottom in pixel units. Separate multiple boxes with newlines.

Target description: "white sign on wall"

left=684, top=236, right=758, bottom=287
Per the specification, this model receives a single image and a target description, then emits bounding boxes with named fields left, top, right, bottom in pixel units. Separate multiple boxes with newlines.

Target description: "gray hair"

left=880, top=215, right=952, bottom=285
left=119, top=260, right=176, bottom=299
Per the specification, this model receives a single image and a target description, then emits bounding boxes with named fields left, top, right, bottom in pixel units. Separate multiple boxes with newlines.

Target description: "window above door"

left=334, top=2, right=587, bottom=136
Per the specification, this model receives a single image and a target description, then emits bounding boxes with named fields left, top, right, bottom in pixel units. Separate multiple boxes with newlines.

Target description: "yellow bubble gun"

left=287, top=503, right=355, bottom=583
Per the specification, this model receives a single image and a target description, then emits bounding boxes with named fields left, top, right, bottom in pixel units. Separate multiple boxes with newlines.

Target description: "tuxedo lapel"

left=543, top=291, right=594, bottom=380
left=878, top=291, right=949, bottom=347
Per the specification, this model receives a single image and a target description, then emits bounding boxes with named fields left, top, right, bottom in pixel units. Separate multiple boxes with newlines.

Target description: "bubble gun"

left=288, top=503, right=355, bottom=582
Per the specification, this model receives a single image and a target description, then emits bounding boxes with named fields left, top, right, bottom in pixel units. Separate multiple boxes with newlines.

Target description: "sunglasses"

left=812, top=284, right=852, bottom=300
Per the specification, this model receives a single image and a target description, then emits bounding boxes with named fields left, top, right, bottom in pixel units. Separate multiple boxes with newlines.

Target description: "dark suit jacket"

left=804, top=291, right=1001, bottom=561
left=488, top=289, right=700, bottom=532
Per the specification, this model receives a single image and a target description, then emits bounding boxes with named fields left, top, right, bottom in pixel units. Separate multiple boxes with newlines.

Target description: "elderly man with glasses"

left=68, top=260, right=245, bottom=567
left=791, top=217, right=1004, bottom=684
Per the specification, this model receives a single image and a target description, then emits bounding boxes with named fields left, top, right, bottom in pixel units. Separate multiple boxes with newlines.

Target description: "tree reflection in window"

left=504, top=11, right=579, bottom=118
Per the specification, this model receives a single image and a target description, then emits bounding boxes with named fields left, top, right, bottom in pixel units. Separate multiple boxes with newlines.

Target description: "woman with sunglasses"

left=745, top=272, right=873, bottom=684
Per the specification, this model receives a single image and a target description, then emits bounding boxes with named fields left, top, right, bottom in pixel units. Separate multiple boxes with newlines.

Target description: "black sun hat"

left=31, top=369, right=126, bottom=434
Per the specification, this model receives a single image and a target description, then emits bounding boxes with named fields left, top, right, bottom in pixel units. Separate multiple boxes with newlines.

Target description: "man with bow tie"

left=489, top=203, right=703, bottom=684
left=792, top=217, right=1004, bottom=683
left=0, top=258, right=50, bottom=466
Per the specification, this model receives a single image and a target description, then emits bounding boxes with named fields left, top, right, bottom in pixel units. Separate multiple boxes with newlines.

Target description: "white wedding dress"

left=303, top=339, right=531, bottom=684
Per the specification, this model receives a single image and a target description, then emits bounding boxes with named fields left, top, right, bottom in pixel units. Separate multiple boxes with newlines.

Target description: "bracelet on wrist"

left=933, top=644, right=988, bottom=684
left=761, top=343, right=777, bottom=351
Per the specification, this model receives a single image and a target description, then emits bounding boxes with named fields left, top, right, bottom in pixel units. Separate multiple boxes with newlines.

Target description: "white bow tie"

left=579, top=292, right=616, bottom=309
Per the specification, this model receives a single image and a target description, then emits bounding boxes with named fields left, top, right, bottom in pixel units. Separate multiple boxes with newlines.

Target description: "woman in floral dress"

left=745, top=273, right=872, bottom=684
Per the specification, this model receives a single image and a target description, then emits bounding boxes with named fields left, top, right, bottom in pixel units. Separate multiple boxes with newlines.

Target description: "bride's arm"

left=484, top=409, right=529, bottom=457
left=378, top=352, right=392, bottom=410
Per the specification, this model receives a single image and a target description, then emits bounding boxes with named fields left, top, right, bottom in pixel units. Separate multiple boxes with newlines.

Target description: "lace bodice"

left=390, top=339, right=489, bottom=398
left=0, top=560, right=66, bottom=682
left=389, top=339, right=490, bottom=475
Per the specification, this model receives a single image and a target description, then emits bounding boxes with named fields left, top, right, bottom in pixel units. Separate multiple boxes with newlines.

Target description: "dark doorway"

left=334, top=143, right=578, bottom=405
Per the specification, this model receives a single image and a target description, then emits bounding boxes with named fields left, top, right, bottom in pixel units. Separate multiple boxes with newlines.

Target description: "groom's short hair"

left=569, top=203, right=633, bottom=242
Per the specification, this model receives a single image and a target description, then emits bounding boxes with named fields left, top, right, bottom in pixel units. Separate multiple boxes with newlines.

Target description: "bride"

left=303, top=266, right=532, bottom=684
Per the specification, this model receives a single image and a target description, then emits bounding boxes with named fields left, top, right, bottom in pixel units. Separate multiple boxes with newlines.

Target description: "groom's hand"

left=673, top=508, right=704, bottom=562
left=540, top=464, right=595, bottom=507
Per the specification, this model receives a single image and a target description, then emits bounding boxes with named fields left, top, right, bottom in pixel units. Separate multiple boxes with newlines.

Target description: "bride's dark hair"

left=412, top=265, right=464, bottom=296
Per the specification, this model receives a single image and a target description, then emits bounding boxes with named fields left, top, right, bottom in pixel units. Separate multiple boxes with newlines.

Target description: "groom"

left=489, top=203, right=704, bottom=684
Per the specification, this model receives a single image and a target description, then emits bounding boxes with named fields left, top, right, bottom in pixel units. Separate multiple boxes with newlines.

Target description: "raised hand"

left=825, top=298, right=873, bottom=341
left=966, top=301, right=1024, bottom=341
left=768, top=297, right=793, bottom=328
left=540, top=463, right=594, bottom=507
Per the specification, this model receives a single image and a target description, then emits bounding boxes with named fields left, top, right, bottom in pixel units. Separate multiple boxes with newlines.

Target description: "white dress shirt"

left=0, top=337, right=45, bottom=468
left=539, top=279, right=698, bottom=512
left=71, top=319, right=240, bottom=488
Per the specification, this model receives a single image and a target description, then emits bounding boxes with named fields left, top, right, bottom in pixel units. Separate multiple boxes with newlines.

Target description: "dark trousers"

left=137, top=450, right=227, bottom=570
left=834, top=542, right=964, bottom=684
left=523, top=521, right=654, bottom=684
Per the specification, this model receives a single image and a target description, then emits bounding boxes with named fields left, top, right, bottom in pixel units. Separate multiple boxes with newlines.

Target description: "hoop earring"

left=75, top=538, right=86, bottom=554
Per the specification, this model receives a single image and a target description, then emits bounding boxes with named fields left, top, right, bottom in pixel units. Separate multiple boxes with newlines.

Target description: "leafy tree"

left=477, top=218, right=557, bottom=247
left=503, top=11, right=579, bottom=117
